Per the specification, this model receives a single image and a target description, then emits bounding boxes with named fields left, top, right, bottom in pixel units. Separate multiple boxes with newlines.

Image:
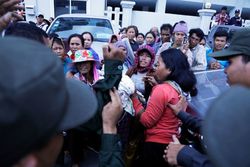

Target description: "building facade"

left=24, top=0, right=250, bottom=34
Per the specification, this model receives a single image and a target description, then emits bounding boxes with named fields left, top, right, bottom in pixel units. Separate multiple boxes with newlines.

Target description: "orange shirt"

left=132, top=83, right=181, bottom=144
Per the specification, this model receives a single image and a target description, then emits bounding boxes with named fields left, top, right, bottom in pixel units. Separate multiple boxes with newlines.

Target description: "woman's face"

left=76, top=61, right=92, bottom=75
left=127, top=28, right=136, bottom=40
left=69, top=37, right=83, bottom=54
left=145, top=33, right=155, bottom=45
left=155, top=56, right=171, bottom=81
left=173, top=32, right=186, bottom=46
left=139, top=51, right=152, bottom=68
left=52, top=42, right=65, bottom=60
left=83, top=33, right=92, bottom=49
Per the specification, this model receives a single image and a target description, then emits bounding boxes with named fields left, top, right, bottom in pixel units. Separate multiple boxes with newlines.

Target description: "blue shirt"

left=206, top=48, right=228, bottom=69
left=63, top=57, right=73, bottom=75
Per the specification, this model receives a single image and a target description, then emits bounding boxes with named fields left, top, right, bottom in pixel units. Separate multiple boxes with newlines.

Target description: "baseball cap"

left=203, top=86, right=250, bottom=167
left=235, top=9, right=240, bottom=13
left=210, top=28, right=250, bottom=60
left=0, top=37, right=98, bottom=166
left=37, top=14, right=44, bottom=18
left=221, top=6, right=227, bottom=11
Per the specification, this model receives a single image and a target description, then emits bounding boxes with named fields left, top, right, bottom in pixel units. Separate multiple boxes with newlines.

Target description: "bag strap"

left=166, top=80, right=184, bottom=96
left=166, top=80, right=191, bottom=101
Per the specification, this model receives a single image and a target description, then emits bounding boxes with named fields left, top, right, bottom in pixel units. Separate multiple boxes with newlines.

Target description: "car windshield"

left=189, top=69, right=229, bottom=117
left=48, top=17, right=114, bottom=42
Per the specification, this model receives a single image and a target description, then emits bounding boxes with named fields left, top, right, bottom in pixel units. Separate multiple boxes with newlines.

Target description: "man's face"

left=214, top=36, right=227, bottom=51
left=161, top=29, right=171, bottom=43
left=15, top=134, right=64, bottom=167
left=221, top=9, right=227, bottom=14
left=235, top=12, right=240, bottom=17
left=36, top=17, right=43, bottom=24
left=34, top=134, right=64, bottom=167
left=189, top=33, right=201, bottom=48
left=224, top=55, right=248, bottom=86
left=136, top=35, right=144, bottom=44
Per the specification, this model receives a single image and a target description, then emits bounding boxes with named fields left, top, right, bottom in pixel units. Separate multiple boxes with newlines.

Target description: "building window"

left=54, top=0, right=86, bottom=17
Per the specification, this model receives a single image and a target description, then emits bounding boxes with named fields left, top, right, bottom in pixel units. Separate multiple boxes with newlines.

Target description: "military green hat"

left=210, top=28, right=250, bottom=60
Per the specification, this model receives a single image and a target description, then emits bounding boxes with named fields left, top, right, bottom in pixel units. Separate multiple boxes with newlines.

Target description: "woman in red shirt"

left=131, top=48, right=196, bottom=167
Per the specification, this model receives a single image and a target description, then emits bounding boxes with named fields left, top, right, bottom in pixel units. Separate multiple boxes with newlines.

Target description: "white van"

left=47, top=14, right=115, bottom=59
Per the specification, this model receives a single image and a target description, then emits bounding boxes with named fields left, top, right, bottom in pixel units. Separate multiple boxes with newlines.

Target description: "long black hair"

left=82, top=31, right=94, bottom=42
left=160, top=48, right=196, bottom=92
left=51, top=37, right=65, bottom=50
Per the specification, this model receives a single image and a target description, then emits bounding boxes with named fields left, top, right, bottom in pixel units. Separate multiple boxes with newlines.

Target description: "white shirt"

left=190, top=44, right=207, bottom=71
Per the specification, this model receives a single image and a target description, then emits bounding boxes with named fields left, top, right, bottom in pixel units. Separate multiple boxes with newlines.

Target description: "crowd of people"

left=1, top=1, right=250, bottom=167
left=213, top=6, right=242, bottom=26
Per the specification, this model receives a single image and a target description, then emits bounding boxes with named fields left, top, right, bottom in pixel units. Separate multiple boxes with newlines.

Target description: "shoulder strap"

left=166, top=80, right=184, bottom=96
left=166, top=80, right=191, bottom=101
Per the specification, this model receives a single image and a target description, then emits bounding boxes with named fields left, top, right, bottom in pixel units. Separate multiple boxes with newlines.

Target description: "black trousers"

left=139, top=142, right=170, bottom=167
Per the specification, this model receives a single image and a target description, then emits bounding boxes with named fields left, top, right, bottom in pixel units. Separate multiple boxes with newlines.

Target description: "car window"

left=228, top=29, right=237, bottom=43
left=48, top=17, right=114, bottom=42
